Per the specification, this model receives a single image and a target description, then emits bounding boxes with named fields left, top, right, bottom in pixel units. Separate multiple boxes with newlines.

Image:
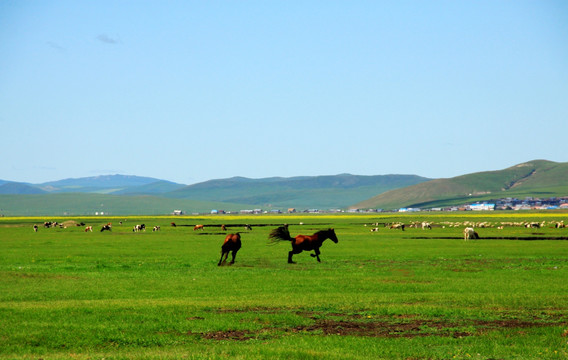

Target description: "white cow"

left=463, top=227, right=479, bottom=241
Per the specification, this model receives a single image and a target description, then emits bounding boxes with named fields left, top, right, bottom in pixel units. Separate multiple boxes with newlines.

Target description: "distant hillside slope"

left=352, top=160, right=568, bottom=209
left=112, top=181, right=186, bottom=195
left=167, top=174, right=431, bottom=209
left=0, top=182, right=46, bottom=195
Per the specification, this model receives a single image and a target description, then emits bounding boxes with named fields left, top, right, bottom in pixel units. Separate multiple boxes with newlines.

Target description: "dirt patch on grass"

left=210, top=307, right=282, bottom=314
left=192, top=308, right=567, bottom=341
left=289, top=318, right=504, bottom=339
left=194, top=312, right=567, bottom=341
left=473, top=319, right=553, bottom=330
left=200, top=329, right=255, bottom=341
left=290, top=319, right=454, bottom=338
left=195, top=319, right=471, bottom=341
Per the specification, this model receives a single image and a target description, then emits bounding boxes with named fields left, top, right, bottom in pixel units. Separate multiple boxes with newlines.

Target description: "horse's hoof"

left=288, top=261, right=296, bottom=264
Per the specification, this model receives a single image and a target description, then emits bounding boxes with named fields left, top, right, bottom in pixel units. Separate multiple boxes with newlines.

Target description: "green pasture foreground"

left=1, top=213, right=568, bottom=359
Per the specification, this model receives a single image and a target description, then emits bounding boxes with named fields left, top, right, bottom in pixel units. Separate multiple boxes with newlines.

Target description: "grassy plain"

left=1, top=212, right=568, bottom=359
left=0, top=193, right=250, bottom=216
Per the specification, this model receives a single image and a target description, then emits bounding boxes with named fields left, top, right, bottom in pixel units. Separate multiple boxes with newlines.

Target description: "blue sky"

left=1, top=1, right=567, bottom=185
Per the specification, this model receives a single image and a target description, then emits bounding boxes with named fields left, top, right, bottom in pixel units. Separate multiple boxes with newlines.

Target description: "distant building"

left=399, top=208, right=421, bottom=212
left=469, top=203, right=495, bottom=211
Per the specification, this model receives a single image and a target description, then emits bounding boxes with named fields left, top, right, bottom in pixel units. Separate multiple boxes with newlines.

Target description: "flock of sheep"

left=366, top=219, right=567, bottom=241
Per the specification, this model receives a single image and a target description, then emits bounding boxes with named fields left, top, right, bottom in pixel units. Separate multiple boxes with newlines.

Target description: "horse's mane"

left=315, top=228, right=333, bottom=235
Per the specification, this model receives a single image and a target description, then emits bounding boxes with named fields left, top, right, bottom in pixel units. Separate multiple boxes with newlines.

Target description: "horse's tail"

left=268, top=225, right=293, bottom=243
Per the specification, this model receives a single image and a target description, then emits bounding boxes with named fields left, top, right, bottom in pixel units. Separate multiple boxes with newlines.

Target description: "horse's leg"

left=288, top=248, right=302, bottom=264
left=219, top=247, right=230, bottom=266
left=310, top=248, right=321, bottom=262
left=230, top=250, right=238, bottom=264
left=288, top=250, right=295, bottom=263
left=218, top=251, right=226, bottom=266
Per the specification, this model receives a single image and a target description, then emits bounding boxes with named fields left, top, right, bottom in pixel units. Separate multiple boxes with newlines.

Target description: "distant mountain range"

left=0, top=175, right=185, bottom=195
left=1, top=160, right=566, bottom=215
left=0, top=174, right=430, bottom=212
left=166, top=174, right=430, bottom=208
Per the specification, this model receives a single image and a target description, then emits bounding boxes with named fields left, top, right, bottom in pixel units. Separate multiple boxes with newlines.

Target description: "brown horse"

left=194, top=224, right=204, bottom=231
left=218, top=233, right=242, bottom=266
left=269, top=225, right=338, bottom=263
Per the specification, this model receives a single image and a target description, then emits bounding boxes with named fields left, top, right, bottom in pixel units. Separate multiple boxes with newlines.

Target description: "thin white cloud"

left=96, top=34, right=121, bottom=44
left=47, top=41, right=66, bottom=53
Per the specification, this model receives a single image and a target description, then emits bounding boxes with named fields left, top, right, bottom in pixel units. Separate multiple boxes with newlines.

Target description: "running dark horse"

left=269, top=225, right=338, bottom=263
left=218, top=233, right=242, bottom=266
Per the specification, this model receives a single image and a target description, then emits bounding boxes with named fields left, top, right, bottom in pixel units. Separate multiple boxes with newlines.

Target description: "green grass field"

left=1, top=213, right=568, bottom=359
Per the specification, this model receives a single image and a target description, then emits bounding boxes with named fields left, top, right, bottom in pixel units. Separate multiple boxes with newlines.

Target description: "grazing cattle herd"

left=30, top=218, right=567, bottom=265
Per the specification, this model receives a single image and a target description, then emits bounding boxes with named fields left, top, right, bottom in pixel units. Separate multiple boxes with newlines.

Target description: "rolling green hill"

left=0, top=182, right=46, bottom=195
left=0, top=174, right=431, bottom=215
left=111, top=181, right=186, bottom=195
left=0, top=174, right=431, bottom=216
left=352, top=160, right=568, bottom=210
left=166, top=174, right=430, bottom=208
